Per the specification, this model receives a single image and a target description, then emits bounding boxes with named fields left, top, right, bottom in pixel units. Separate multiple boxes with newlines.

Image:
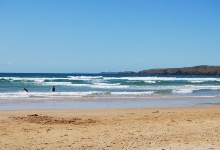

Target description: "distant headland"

left=115, top=65, right=220, bottom=75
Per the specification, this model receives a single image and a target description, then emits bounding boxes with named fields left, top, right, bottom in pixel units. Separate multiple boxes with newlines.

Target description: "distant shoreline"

left=117, top=65, right=220, bottom=76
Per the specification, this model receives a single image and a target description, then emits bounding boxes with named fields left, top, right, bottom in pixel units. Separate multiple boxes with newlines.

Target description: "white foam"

left=42, top=82, right=74, bottom=86
left=2, top=76, right=220, bottom=87
left=0, top=91, right=154, bottom=99
left=48, top=83, right=129, bottom=89
left=91, top=83, right=129, bottom=89
left=172, top=89, right=194, bottom=94
left=1, top=77, right=68, bottom=83
left=0, top=76, right=105, bottom=86
left=68, top=76, right=103, bottom=80
left=112, top=91, right=154, bottom=95
left=189, top=81, right=204, bottom=83
left=183, top=85, right=220, bottom=90
left=171, top=85, right=220, bottom=94
left=0, top=91, right=93, bottom=99
left=144, top=81, right=156, bottom=84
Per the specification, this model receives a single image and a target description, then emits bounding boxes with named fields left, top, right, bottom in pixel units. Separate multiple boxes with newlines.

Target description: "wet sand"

left=0, top=106, right=220, bottom=149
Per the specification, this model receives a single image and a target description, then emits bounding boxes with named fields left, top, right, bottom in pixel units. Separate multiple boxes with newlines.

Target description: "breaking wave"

left=1, top=74, right=220, bottom=99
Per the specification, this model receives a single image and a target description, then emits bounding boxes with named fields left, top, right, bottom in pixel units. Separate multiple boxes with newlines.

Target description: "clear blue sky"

left=0, top=0, right=219, bottom=73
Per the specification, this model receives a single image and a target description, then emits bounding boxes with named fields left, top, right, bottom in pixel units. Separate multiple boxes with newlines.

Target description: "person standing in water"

left=52, top=86, right=55, bottom=92
left=23, top=87, right=28, bottom=92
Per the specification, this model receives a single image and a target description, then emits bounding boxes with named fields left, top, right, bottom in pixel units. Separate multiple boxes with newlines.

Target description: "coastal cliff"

left=119, top=65, right=220, bottom=75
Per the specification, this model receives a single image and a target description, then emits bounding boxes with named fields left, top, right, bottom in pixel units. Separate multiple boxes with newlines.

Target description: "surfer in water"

left=52, top=86, right=55, bottom=92
left=23, top=87, right=28, bottom=92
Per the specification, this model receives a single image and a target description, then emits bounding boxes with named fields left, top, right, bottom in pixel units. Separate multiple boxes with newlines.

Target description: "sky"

left=0, top=0, right=219, bottom=73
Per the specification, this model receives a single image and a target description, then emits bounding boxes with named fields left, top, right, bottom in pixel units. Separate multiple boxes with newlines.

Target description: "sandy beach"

left=0, top=106, right=220, bottom=150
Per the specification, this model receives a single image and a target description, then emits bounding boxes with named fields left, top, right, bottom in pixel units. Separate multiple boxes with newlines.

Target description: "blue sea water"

left=0, top=73, right=220, bottom=110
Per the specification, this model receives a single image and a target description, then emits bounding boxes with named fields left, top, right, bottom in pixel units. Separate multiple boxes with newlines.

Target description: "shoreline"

left=1, top=106, right=220, bottom=149
left=0, top=96, right=220, bottom=111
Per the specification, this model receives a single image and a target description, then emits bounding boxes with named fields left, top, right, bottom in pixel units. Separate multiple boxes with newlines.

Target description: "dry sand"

left=0, top=106, right=220, bottom=150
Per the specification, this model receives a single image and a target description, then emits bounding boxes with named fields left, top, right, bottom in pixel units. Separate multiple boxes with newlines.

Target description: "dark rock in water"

left=137, top=65, right=220, bottom=76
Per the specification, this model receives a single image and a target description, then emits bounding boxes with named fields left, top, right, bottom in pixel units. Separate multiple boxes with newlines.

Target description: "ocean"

left=0, top=73, right=220, bottom=110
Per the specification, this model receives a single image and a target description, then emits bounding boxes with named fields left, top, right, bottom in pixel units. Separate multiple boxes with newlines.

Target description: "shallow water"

left=1, top=73, right=220, bottom=99
left=1, top=73, right=220, bottom=110
left=0, top=97, right=219, bottom=110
